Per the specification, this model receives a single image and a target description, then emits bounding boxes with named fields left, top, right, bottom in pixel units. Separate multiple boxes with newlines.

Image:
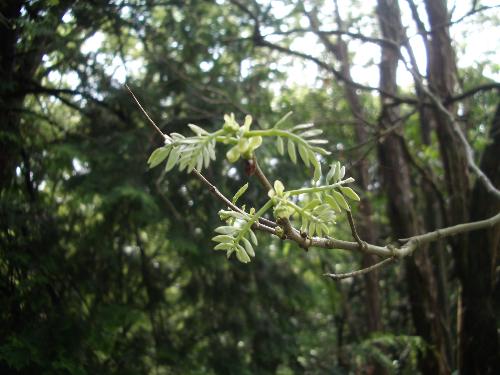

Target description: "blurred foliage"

left=0, top=0, right=498, bottom=374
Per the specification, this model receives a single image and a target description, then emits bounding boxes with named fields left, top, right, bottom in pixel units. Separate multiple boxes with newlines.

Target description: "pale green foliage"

left=147, top=127, right=217, bottom=173
left=265, top=164, right=359, bottom=238
left=147, top=113, right=361, bottom=263
left=271, top=121, right=329, bottom=182
left=147, top=112, right=329, bottom=179
left=224, top=114, right=263, bottom=162
left=212, top=208, right=261, bottom=263
left=296, top=196, right=337, bottom=237
left=231, top=182, right=249, bottom=204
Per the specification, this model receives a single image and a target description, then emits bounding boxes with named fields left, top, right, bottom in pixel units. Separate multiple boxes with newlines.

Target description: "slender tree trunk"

left=0, top=0, right=71, bottom=191
left=376, top=1, right=450, bottom=373
left=421, top=1, right=499, bottom=372
left=0, top=1, right=24, bottom=190
left=460, top=104, right=500, bottom=374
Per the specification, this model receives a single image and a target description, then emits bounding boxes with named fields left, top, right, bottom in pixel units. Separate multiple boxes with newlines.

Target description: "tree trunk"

left=0, top=1, right=24, bottom=189
left=461, top=103, right=500, bottom=374
left=420, top=1, right=498, bottom=372
left=376, top=1, right=451, bottom=373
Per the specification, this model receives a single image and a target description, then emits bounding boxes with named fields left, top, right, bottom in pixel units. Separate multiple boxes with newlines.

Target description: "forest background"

left=1, top=0, right=499, bottom=374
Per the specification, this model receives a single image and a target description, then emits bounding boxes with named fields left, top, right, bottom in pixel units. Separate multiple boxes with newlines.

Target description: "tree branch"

left=399, top=47, right=500, bottom=200
left=230, top=0, right=417, bottom=106
left=130, top=84, right=500, bottom=279
left=325, top=256, right=396, bottom=280
left=346, top=210, right=366, bottom=251
left=445, top=83, right=500, bottom=104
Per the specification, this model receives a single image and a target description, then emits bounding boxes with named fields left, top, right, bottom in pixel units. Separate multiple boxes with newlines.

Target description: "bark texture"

left=376, top=1, right=451, bottom=374
left=461, top=104, right=500, bottom=374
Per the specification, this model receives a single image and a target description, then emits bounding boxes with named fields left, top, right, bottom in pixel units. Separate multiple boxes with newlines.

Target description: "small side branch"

left=252, top=156, right=273, bottom=192
left=398, top=50, right=500, bottom=200
left=125, top=85, right=278, bottom=231
left=125, top=84, right=165, bottom=138
left=346, top=210, right=366, bottom=251
left=130, top=85, right=500, bottom=280
left=325, top=256, right=396, bottom=280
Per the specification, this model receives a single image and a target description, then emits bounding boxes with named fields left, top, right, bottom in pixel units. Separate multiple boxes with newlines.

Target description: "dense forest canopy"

left=1, top=0, right=499, bottom=374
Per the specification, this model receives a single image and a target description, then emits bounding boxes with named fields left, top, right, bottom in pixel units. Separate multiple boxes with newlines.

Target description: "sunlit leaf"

left=249, top=229, right=258, bottom=246
left=236, top=246, right=251, bottom=263
left=340, top=186, right=360, bottom=201
left=242, top=237, right=255, bottom=257
left=212, top=235, right=234, bottom=243
left=214, top=243, right=234, bottom=251
left=148, top=146, right=171, bottom=168
left=188, top=123, right=209, bottom=135
left=333, top=190, right=350, bottom=210
left=215, top=226, right=237, bottom=235
left=165, top=147, right=180, bottom=172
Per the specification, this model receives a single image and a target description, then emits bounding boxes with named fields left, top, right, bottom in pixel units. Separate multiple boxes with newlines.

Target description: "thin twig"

left=125, top=84, right=165, bottom=138
left=325, top=256, right=396, bottom=280
left=398, top=53, right=500, bottom=200
left=125, top=84, right=278, bottom=231
left=252, top=156, right=273, bottom=192
left=192, top=169, right=277, bottom=230
left=345, top=210, right=366, bottom=251
left=128, top=85, right=500, bottom=278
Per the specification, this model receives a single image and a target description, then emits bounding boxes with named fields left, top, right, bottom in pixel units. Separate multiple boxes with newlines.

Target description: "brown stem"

left=346, top=210, right=366, bottom=251
left=252, top=156, right=273, bottom=192
left=325, top=257, right=396, bottom=280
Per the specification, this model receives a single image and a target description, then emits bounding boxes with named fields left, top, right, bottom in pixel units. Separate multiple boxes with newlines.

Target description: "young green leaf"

left=274, top=180, right=285, bottom=195
left=333, top=161, right=341, bottom=182
left=324, top=194, right=342, bottom=213
left=287, top=139, right=297, bottom=163
left=339, top=165, right=346, bottom=179
left=298, top=144, right=310, bottom=167
left=203, top=147, right=210, bottom=169
left=195, top=153, right=203, bottom=171
left=232, top=182, right=249, bottom=204
left=340, top=186, right=360, bottom=201
left=236, top=246, right=251, bottom=263
left=311, top=154, right=321, bottom=182
left=299, top=129, right=323, bottom=138
left=320, top=223, right=330, bottom=236
left=316, top=222, right=323, bottom=237
left=291, top=123, right=314, bottom=132
left=165, top=147, right=180, bottom=172
left=215, top=226, right=237, bottom=235
left=249, top=229, right=258, bottom=246
left=276, top=137, right=284, bottom=155
left=308, top=221, right=316, bottom=237
left=188, top=123, right=209, bottom=135
left=214, top=243, right=234, bottom=251
left=333, top=190, right=350, bottom=210
left=212, top=235, right=234, bottom=243
left=148, top=146, right=171, bottom=169
left=273, top=111, right=293, bottom=128
left=242, top=237, right=255, bottom=257
left=326, top=163, right=337, bottom=184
